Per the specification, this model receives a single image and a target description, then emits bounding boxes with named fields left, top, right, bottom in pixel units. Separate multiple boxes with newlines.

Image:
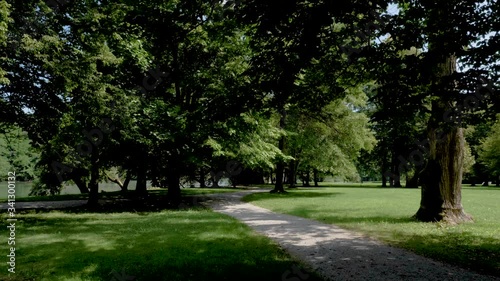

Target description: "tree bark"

left=199, top=168, right=206, bottom=188
left=74, top=177, right=89, bottom=194
left=391, top=154, right=402, bottom=187
left=482, top=176, right=489, bottom=186
left=288, top=160, right=297, bottom=188
left=211, top=173, right=220, bottom=188
left=135, top=166, right=148, bottom=196
left=272, top=109, right=287, bottom=193
left=415, top=127, right=472, bottom=223
left=122, top=172, right=131, bottom=192
left=107, top=174, right=126, bottom=191
left=87, top=147, right=99, bottom=207
left=304, top=170, right=311, bottom=187
left=313, top=169, right=319, bottom=187
left=414, top=56, right=472, bottom=223
left=381, top=156, right=388, bottom=187
left=167, top=165, right=181, bottom=206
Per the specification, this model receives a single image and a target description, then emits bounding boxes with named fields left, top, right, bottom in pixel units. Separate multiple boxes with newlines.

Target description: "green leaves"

left=478, top=116, right=500, bottom=177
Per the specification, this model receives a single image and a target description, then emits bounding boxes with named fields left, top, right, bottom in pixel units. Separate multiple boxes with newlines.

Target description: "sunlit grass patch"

left=0, top=208, right=322, bottom=281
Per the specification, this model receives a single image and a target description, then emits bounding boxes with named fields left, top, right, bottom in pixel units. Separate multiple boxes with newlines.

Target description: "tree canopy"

left=0, top=0, right=498, bottom=222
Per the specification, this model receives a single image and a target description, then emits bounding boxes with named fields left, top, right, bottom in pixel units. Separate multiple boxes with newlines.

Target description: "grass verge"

left=1, top=206, right=322, bottom=281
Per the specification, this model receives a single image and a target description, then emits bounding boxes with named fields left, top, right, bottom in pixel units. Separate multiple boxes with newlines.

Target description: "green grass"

left=1, top=207, right=322, bottom=281
left=242, top=184, right=500, bottom=277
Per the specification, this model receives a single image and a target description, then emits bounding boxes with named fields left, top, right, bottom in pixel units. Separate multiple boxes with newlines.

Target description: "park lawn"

left=0, top=207, right=322, bottom=281
left=243, top=184, right=500, bottom=277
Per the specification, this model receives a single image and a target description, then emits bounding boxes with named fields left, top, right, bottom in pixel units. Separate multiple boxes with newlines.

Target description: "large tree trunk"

left=107, top=173, right=127, bottom=192
left=74, top=177, right=89, bottom=194
left=122, top=172, right=131, bottom=192
left=313, top=169, right=319, bottom=187
left=482, top=176, right=489, bottom=186
left=272, top=109, right=286, bottom=193
left=414, top=55, right=472, bottom=224
left=381, top=156, right=388, bottom=187
left=415, top=127, right=471, bottom=223
left=167, top=165, right=181, bottom=206
left=199, top=167, right=206, bottom=188
left=304, top=169, right=311, bottom=187
left=470, top=177, right=476, bottom=187
left=87, top=147, right=99, bottom=207
left=288, top=160, right=297, bottom=188
left=391, top=154, right=402, bottom=187
left=135, top=166, right=148, bottom=196
left=211, top=172, right=220, bottom=188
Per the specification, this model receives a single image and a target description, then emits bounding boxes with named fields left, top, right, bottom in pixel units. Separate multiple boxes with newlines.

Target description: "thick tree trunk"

left=211, top=174, right=220, bottom=188
left=87, top=147, right=99, bottom=207
left=107, top=174, right=125, bottom=191
left=414, top=55, right=472, bottom=223
left=313, top=169, right=319, bottom=187
left=199, top=168, right=206, bottom=188
left=122, top=172, right=131, bottom=192
left=304, top=170, right=311, bottom=187
left=391, top=154, right=402, bottom=187
left=381, top=173, right=387, bottom=187
left=482, top=176, right=489, bottom=186
left=381, top=156, right=388, bottom=187
left=74, top=177, right=89, bottom=194
left=288, top=160, right=297, bottom=188
left=135, top=166, right=148, bottom=196
left=272, top=109, right=286, bottom=193
left=415, top=127, right=472, bottom=223
left=167, top=166, right=181, bottom=206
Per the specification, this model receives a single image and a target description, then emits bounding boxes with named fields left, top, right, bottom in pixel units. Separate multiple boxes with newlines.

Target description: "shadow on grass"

left=243, top=191, right=343, bottom=203
left=2, top=210, right=324, bottom=281
left=15, top=194, right=213, bottom=215
left=309, top=214, right=415, bottom=224
left=463, top=186, right=500, bottom=191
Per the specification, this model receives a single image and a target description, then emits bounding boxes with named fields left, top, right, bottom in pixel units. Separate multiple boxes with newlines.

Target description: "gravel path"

left=203, top=190, right=500, bottom=281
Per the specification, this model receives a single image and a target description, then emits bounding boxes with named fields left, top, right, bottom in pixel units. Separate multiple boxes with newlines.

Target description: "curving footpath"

left=203, top=190, right=500, bottom=281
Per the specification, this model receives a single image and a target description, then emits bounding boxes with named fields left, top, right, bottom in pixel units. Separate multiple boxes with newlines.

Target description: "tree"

left=0, top=0, right=10, bottom=85
left=286, top=91, right=376, bottom=186
left=0, top=126, right=38, bottom=181
left=2, top=0, right=130, bottom=205
left=372, top=0, right=498, bottom=223
left=235, top=0, right=389, bottom=192
left=478, top=116, right=500, bottom=183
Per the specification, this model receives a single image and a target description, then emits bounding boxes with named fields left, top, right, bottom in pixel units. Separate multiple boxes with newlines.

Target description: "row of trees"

left=1, top=0, right=498, bottom=223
